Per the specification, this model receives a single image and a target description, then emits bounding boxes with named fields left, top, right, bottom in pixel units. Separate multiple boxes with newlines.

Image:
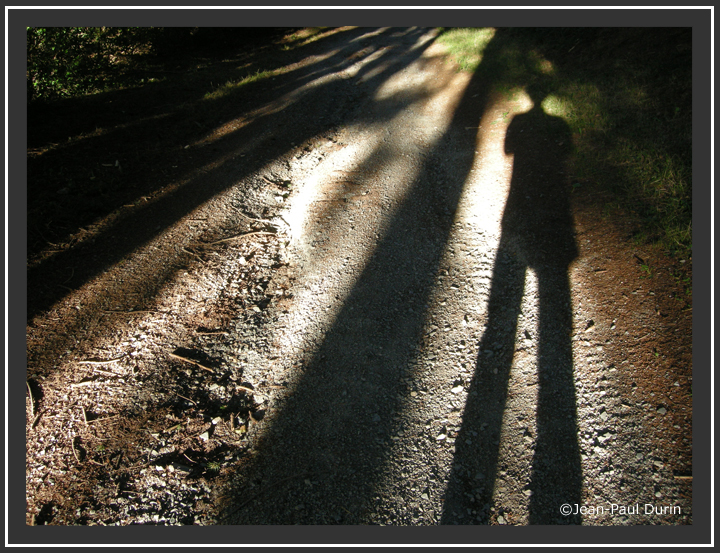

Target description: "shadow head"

left=525, top=79, right=552, bottom=110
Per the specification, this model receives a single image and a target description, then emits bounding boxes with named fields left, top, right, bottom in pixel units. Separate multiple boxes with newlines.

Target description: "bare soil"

left=25, top=27, right=692, bottom=527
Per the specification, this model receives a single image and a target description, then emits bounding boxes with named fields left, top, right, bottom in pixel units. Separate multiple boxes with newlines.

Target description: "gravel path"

left=25, top=27, right=692, bottom=527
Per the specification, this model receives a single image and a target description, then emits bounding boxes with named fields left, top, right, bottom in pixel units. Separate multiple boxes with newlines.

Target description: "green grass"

left=436, top=28, right=497, bottom=73
left=280, top=27, right=332, bottom=51
left=202, top=68, right=283, bottom=101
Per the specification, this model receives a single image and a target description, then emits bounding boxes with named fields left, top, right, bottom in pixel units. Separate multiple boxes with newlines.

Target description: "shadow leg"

left=440, top=242, right=526, bottom=524
left=529, top=265, right=583, bottom=524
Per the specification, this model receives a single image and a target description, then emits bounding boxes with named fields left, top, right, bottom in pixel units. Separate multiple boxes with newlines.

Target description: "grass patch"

left=436, top=28, right=497, bottom=73
left=280, top=27, right=333, bottom=50
left=202, top=67, right=283, bottom=101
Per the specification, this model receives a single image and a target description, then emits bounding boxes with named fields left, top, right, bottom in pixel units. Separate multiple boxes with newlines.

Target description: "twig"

left=27, top=381, right=35, bottom=419
left=163, top=421, right=185, bottom=432
left=81, top=406, right=88, bottom=426
left=31, top=410, right=43, bottom=429
left=71, top=436, right=82, bottom=463
left=233, top=210, right=274, bottom=225
left=196, top=230, right=276, bottom=247
left=71, top=380, right=96, bottom=388
left=183, top=452, right=199, bottom=465
left=261, top=175, right=278, bottom=185
left=92, top=367, right=122, bottom=377
left=168, top=352, right=215, bottom=373
left=181, top=246, right=206, bottom=263
left=176, top=393, right=198, bottom=406
left=79, top=356, right=124, bottom=365
left=102, top=310, right=155, bottom=315
left=194, top=329, right=228, bottom=335
left=87, top=415, right=120, bottom=425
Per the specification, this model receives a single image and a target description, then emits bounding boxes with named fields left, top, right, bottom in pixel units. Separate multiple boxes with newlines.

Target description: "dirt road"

left=26, top=27, right=692, bottom=527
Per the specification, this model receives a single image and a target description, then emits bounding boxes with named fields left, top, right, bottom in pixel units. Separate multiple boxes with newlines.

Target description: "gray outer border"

left=8, top=6, right=711, bottom=546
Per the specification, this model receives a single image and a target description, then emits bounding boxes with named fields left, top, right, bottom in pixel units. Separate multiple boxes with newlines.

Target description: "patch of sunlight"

left=541, top=94, right=570, bottom=118
left=350, top=27, right=391, bottom=42
left=455, top=90, right=531, bottom=235
left=193, top=48, right=343, bottom=148
left=202, top=67, right=286, bottom=102
left=436, top=27, right=496, bottom=73
left=282, top=27, right=352, bottom=50
left=529, top=49, right=555, bottom=76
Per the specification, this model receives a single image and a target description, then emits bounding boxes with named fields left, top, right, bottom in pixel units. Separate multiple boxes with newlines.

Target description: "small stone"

left=497, top=515, right=506, bottom=524
left=451, top=386, right=464, bottom=394
left=657, top=406, right=667, bottom=415
left=199, top=431, right=210, bottom=441
left=436, top=434, right=447, bottom=441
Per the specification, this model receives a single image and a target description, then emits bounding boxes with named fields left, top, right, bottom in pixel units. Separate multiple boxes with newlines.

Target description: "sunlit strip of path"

left=220, top=29, right=504, bottom=524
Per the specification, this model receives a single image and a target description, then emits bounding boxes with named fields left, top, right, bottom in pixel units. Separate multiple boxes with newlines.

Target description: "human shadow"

left=440, top=80, right=582, bottom=524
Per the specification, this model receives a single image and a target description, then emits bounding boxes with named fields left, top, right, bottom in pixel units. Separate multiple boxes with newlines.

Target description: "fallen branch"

left=31, top=410, right=43, bottom=429
left=196, top=230, right=276, bottom=247
left=233, top=210, right=274, bottom=225
left=92, top=367, right=122, bottom=377
left=27, top=381, right=35, bottom=419
left=71, top=436, right=82, bottom=463
left=102, top=310, right=155, bottom=315
left=181, top=246, right=206, bottom=263
left=70, top=381, right=96, bottom=388
left=176, top=393, right=198, bottom=406
left=79, top=356, right=124, bottom=365
left=168, top=352, right=215, bottom=373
